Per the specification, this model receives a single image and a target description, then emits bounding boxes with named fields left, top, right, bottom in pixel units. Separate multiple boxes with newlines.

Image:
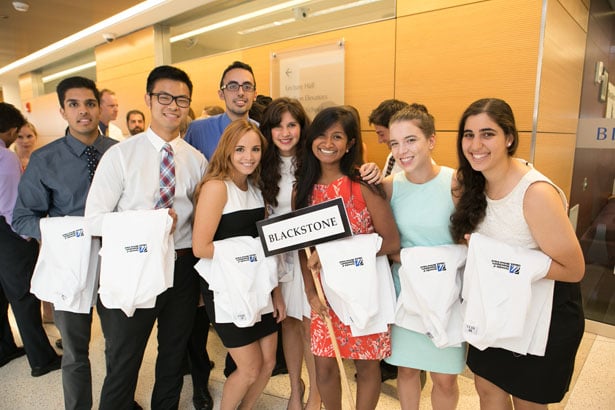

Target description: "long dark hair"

left=450, top=98, right=519, bottom=243
left=294, top=105, right=384, bottom=210
left=260, top=98, right=310, bottom=207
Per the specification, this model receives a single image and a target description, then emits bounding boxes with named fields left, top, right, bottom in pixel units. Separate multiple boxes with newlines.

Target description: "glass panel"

left=570, top=0, right=615, bottom=333
left=40, top=49, right=97, bottom=95
left=166, top=0, right=395, bottom=63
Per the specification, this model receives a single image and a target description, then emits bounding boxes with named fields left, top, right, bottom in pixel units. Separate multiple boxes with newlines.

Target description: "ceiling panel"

left=0, top=0, right=142, bottom=69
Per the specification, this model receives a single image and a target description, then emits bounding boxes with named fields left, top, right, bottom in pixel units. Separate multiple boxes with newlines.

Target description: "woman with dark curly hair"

left=260, top=97, right=320, bottom=410
left=450, top=98, right=585, bottom=409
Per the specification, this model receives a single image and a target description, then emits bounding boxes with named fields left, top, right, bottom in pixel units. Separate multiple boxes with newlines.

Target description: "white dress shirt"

left=85, top=128, right=207, bottom=249
left=108, top=122, right=124, bottom=141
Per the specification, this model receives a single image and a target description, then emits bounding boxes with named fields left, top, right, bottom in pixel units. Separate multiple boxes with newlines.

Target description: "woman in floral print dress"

left=294, top=106, right=400, bottom=410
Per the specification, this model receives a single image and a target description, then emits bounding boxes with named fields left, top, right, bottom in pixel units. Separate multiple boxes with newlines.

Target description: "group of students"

left=187, top=77, right=584, bottom=410
left=186, top=83, right=584, bottom=410
left=0, top=58, right=585, bottom=410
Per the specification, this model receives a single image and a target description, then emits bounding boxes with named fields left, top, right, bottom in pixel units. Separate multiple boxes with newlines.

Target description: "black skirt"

left=467, top=281, right=584, bottom=404
left=200, top=277, right=279, bottom=348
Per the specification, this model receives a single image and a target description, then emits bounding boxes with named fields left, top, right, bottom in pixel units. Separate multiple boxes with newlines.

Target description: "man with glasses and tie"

left=85, top=65, right=207, bottom=410
left=185, top=60, right=258, bottom=161
left=12, top=76, right=118, bottom=409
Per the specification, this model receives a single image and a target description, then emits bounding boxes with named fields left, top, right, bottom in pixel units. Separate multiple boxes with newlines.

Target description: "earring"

left=346, top=149, right=349, bottom=153
left=506, top=142, right=512, bottom=147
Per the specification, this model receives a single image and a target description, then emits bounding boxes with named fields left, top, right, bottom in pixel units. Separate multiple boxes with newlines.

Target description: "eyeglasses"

left=220, top=82, right=255, bottom=93
left=149, top=92, right=191, bottom=108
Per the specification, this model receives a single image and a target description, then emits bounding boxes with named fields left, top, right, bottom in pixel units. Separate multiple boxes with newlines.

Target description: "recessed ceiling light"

left=12, top=1, right=30, bottom=12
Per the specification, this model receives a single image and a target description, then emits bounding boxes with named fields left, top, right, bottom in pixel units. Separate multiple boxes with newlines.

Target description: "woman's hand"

left=272, top=287, right=287, bottom=323
left=307, top=289, right=329, bottom=321
left=306, top=249, right=321, bottom=272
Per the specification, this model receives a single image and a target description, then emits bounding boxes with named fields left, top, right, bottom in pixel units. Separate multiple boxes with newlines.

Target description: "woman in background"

left=14, top=122, right=38, bottom=171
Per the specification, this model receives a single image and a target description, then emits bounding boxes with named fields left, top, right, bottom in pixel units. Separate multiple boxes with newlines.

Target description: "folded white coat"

left=316, top=233, right=396, bottom=336
left=395, top=244, right=467, bottom=348
left=462, top=232, right=554, bottom=355
left=195, top=236, right=278, bottom=328
left=98, top=209, right=174, bottom=317
left=31, top=216, right=99, bottom=313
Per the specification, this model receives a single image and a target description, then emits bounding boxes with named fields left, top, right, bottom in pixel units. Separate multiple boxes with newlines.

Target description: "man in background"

left=368, top=99, right=408, bottom=177
left=183, top=61, right=267, bottom=409
left=185, top=60, right=258, bottom=161
left=0, top=102, right=60, bottom=376
left=99, top=89, right=124, bottom=140
left=126, top=109, right=145, bottom=136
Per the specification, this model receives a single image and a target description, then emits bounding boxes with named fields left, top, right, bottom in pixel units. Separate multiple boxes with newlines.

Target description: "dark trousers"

left=0, top=218, right=57, bottom=369
left=54, top=309, right=93, bottom=410
left=187, top=305, right=212, bottom=396
left=98, top=252, right=200, bottom=410
left=0, top=286, right=18, bottom=358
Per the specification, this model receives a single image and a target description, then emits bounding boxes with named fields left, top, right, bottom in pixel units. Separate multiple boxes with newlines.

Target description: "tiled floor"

left=1, top=310, right=614, bottom=409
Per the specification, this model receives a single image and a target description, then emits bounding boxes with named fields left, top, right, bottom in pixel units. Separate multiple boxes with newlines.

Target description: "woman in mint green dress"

left=382, top=104, right=466, bottom=410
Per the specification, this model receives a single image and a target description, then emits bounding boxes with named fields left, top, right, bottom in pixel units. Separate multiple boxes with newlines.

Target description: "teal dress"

left=384, top=166, right=466, bottom=374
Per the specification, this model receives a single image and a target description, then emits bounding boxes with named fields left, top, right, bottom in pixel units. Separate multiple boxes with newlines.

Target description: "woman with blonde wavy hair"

left=193, top=119, right=286, bottom=410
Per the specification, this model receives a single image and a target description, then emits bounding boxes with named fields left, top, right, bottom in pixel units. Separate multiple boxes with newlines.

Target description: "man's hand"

left=359, top=162, right=383, bottom=185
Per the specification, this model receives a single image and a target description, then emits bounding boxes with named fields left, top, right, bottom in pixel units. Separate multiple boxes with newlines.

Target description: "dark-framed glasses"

left=220, top=82, right=255, bottom=93
left=149, top=92, right=191, bottom=108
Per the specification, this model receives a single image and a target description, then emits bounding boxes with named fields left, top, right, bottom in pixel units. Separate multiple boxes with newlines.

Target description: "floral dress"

left=309, top=176, right=391, bottom=359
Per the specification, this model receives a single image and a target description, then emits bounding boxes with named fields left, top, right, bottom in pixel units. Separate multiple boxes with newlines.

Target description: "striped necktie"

left=156, top=143, right=175, bottom=209
left=384, top=154, right=396, bottom=177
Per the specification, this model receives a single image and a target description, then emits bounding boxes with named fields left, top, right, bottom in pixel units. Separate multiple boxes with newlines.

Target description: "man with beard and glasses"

left=183, top=60, right=263, bottom=410
left=185, top=60, right=258, bottom=161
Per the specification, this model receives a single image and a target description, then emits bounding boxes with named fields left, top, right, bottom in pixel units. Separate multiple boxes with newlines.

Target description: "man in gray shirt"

left=13, top=76, right=117, bottom=410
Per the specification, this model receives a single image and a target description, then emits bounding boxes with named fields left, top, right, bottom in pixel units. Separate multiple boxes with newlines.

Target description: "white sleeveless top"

left=477, top=167, right=567, bottom=249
